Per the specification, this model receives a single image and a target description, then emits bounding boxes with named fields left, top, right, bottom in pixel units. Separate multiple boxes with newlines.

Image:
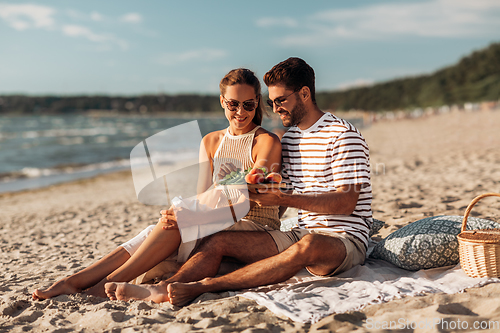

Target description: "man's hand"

left=249, top=184, right=361, bottom=215
left=248, top=187, right=283, bottom=207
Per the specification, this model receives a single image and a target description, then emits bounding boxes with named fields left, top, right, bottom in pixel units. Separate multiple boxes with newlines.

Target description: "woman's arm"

left=196, top=131, right=228, bottom=209
left=252, top=129, right=282, bottom=173
left=196, top=135, right=214, bottom=195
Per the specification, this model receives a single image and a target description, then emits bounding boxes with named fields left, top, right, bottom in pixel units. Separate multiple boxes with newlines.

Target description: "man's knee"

left=285, top=234, right=318, bottom=262
left=290, top=234, right=346, bottom=265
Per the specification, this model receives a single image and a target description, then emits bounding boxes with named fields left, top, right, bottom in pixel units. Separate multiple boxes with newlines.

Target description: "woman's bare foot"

left=167, top=281, right=207, bottom=307
left=105, top=282, right=170, bottom=303
left=82, top=279, right=108, bottom=298
left=32, top=278, right=80, bottom=300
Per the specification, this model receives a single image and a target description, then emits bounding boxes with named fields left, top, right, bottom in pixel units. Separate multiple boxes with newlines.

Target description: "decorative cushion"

left=369, top=219, right=386, bottom=237
left=369, top=215, right=499, bottom=270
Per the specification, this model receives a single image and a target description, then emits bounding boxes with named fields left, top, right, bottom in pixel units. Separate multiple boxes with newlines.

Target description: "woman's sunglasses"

left=223, top=97, right=259, bottom=112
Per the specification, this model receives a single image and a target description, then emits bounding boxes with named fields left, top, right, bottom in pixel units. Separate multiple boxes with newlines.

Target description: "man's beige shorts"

left=267, top=228, right=367, bottom=277
left=195, top=220, right=366, bottom=277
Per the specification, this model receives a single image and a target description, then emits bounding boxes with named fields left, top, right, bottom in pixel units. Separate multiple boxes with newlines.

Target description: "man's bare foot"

left=32, top=278, right=80, bottom=300
left=105, top=282, right=170, bottom=303
left=167, top=281, right=207, bottom=307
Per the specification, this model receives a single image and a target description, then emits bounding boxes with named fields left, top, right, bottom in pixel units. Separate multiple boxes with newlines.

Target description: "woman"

left=32, top=68, right=282, bottom=300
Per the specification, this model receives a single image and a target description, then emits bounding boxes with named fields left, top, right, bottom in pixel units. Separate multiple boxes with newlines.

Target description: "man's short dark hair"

left=263, top=57, right=316, bottom=104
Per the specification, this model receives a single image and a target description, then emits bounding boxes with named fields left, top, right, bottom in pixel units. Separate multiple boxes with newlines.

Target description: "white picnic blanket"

left=233, top=253, right=500, bottom=323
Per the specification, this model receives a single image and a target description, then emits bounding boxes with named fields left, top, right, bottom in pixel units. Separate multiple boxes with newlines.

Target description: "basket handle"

left=461, top=193, right=500, bottom=232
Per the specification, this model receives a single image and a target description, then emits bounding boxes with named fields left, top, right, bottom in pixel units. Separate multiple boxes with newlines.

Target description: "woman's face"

left=220, top=84, right=258, bottom=135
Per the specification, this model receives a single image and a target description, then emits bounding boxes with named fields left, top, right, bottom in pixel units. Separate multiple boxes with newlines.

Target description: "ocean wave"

left=0, top=127, right=120, bottom=140
left=0, top=160, right=129, bottom=182
left=0, top=115, right=220, bottom=193
left=0, top=148, right=199, bottom=182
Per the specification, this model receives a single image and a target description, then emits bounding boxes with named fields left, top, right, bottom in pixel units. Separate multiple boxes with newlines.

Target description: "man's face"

left=268, top=85, right=307, bottom=128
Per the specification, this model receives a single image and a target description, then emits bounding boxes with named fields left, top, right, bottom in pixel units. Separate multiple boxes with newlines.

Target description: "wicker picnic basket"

left=458, top=193, right=500, bottom=278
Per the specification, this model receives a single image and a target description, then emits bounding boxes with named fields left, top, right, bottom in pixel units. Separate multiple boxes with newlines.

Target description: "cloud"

left=156, top=49, right=228, bottom=66
left=62, top=25, right=106, bottom=42
left=256, top=17, right=298, bottom=28
left=0, top=4, right=136, bottom=51
left=120, top=13, right=142, bottom=24
left=0, top=3, right=55, bottom=31
left=258, top=0, right=500, bottom=46
left=62, top=24, right=129, bottom=50
left=90, top=11, right=104, bottom=21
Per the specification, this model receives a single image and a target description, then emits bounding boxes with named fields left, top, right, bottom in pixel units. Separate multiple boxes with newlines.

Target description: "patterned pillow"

left=370, top=219, right=386, bottom=237
left=369, top=215, right=499, bottom=270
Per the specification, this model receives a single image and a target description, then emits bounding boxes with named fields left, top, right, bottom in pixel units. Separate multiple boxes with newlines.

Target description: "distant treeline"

left=316, top=42, right=500, bottom=111
left=1, top=42, right=499, bottom=114
left=0, top=94, right=221, bottom=115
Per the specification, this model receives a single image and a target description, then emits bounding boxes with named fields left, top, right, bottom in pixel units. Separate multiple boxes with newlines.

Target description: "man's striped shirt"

left=281, top=112, right=373, bottom=249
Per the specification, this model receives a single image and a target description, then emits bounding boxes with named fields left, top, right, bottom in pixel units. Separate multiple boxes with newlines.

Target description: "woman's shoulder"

left=203, top=129, right=225, bottom=142
left=202, top=129, right=226, bottom=152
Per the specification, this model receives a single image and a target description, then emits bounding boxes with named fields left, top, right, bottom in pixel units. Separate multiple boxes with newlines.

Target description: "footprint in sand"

left=1, top=299, right=31, bottom=317
left=441, top=196, right=460, bottom=203
left=395, top=201, right=423, bottom=209
left=437, top=303, right=478, bottom=316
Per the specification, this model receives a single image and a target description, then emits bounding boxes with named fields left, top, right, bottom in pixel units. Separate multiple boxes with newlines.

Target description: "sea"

left=0, top=113, right=364, bottom=194
left=0, top=113, right=287, bottom=194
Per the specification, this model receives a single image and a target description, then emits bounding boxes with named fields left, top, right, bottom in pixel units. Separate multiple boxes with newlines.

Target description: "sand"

left=1, top=108, right=500, bottom=332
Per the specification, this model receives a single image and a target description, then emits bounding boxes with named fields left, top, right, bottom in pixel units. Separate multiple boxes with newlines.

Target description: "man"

left=105, top=57, right=372, bottom=305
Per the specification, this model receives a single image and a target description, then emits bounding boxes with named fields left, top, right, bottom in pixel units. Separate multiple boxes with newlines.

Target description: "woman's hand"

left=159, top=208, right=179, bottom=230
left=216, top=162, right=240, bottom=181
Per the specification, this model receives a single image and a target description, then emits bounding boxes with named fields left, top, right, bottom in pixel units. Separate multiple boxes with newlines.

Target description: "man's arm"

left=251, top=184, right=361, bottom=216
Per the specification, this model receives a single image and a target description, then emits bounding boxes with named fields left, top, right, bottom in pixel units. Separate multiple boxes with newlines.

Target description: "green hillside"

left=316, top=42, right=500, bottom=111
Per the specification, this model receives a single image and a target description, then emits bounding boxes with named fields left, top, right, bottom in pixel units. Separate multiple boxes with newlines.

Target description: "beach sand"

left=1, top=109, right=500, bottom=332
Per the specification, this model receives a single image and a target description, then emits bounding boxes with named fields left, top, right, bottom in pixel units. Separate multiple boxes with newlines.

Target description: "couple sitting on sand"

left=33, top=57, right=373, bottom=306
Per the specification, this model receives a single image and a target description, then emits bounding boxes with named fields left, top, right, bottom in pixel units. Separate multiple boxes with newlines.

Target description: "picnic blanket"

left=233, top=247, right=500, bottom=323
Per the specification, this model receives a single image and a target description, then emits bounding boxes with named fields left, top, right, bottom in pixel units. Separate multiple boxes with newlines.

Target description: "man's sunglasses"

left=223, top=97, right=259, bottom=112
left=266, top=90, right=298, bottom=109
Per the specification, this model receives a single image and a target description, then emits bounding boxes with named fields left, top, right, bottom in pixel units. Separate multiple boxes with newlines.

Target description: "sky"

left=1, top=0, right=499, bottom=96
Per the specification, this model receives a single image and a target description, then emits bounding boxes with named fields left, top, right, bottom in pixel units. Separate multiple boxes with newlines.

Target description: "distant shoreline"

left=86, top=109, right=226, bottom=118
left=0, top=109, right=226, bottom=118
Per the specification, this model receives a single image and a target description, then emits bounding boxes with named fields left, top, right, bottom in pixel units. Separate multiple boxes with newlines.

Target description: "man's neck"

left=297, top=105, right=324, bottom=131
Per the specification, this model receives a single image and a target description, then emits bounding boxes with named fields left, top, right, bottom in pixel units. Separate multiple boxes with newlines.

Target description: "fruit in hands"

left=255, top=174, right=265, bottom=183
left=220, top=167, right=280, bottom=185
left=265, top=172, right=282, bottom=183
left=245, top=173, right=265, bottom=184
left=244, top=173, right=253, bottom=184
left=248, top=167, right=266, bottom=175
